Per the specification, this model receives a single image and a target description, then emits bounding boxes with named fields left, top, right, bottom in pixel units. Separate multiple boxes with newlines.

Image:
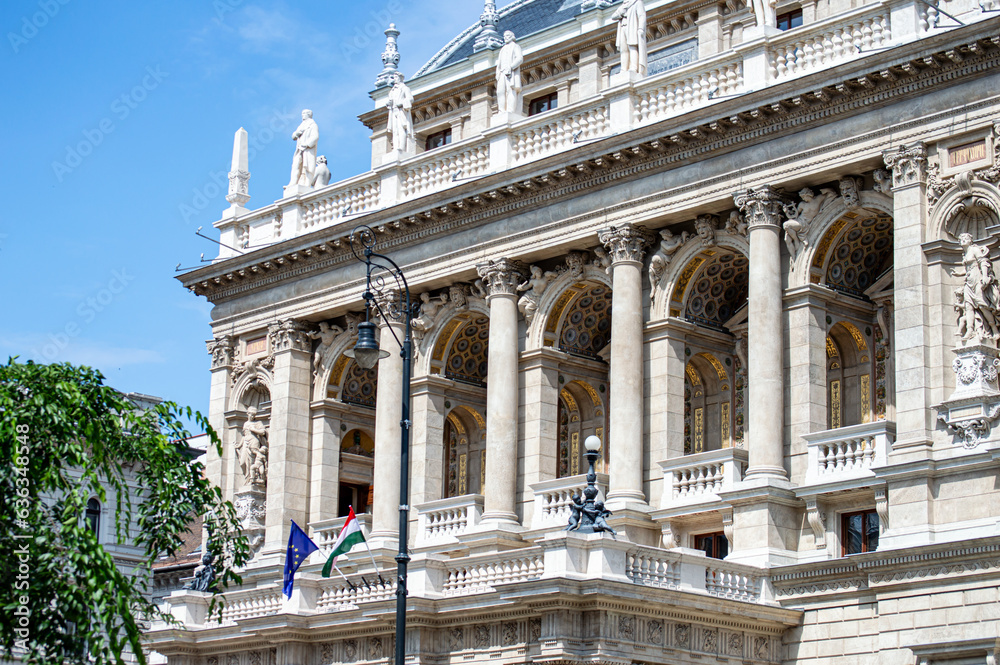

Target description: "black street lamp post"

left=346, top=225, right=413, bottom=665
left=566, top=435, right=616, bottom=536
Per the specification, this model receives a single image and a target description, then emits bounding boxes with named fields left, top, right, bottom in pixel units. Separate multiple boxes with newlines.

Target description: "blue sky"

left=0, top=0, right=479, bottom=420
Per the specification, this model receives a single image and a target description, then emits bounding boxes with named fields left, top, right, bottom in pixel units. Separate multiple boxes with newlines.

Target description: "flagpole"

left=356, top=510, right=384, bottom=583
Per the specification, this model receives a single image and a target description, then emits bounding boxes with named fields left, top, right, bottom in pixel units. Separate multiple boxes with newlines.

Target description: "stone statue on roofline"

left=288, top=109, right=319, bottom=188
left=386, top=72, right=415, bottom=154
left=612, top=0, right=647, bottom=76
left=495, top=30, right=523, bottom=116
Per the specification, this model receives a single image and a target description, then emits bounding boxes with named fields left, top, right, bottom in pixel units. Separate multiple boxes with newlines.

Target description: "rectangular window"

left=424, top=128, right=452, bottom=151
left=841, top=510, right=879, bottom=555
left=695, top=532, right=729, bottom=559
left=777, top=9, right=803, bottom=30
left=528, top=92, right=558, bottom=116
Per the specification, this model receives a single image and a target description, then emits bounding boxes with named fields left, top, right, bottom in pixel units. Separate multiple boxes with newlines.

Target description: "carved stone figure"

left=288, top=109, right=319, bottom=187
left=612, top=0, right=647, bottom=76
left=783, top=187, right=837, bottom=259
left=449, top=284, right=469, bottom=310
left=517, top=265, right=558, bottom=325
left=695, top=215, right=718, bottom=246
left=185, top=552, right=216, bottom=592
left=872, top=168, right=893, bottom=194
left=386, top=73, right=415, bottom=154
left=411, top=292, right=449, bottom=338
left=236, top=407, right=269, bottom=487
left=313, top=155, right=331, bottom=188
left=565, top=252, right=587, bottom=278
left=593, top=247, right=612, bottom=275
left=724, top=210, right=748, bottom=236
left=495, top=31, right=523, bottom=115
left=565, top=494, right=584, bottom=531
left=648, top=229, right=690, bottom=298
left=751, top=0, right=777, bottom=27
left=309, top=321, right=344, bottom=373
left=953, top=233, right=1000, bottom=344
left=580, top=500, right=617, bottom=537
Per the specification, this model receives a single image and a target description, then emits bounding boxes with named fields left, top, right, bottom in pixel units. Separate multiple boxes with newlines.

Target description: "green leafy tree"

left=0, top=359, right=250, bottom=664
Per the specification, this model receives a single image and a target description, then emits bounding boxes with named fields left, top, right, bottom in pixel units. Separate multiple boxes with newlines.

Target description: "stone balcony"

left=800, top=420, right=894, bottom=492
left=414, top=493, right=484, bottom=552
left=209, top=0, right=952, bottom=260
left=309, top=512, right=373, bottom=557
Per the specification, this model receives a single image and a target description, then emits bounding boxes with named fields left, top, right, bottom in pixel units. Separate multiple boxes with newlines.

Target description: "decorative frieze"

left=267, top=319, right=311, bottom=353
left=597, top=223, right=655, bottom=264
left=882, top=141, right=928, bottom=188
left=476, top=258, right=528, bottom=297
left=733, top=185, right=789, bottom=231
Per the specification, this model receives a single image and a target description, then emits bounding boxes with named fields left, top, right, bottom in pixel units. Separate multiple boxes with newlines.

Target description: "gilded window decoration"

left=860, top=374, right=871, bottom=423
left=683, top=252, right=749, bottom=331
left=571, top=432, right=580, bottom=475
left=558, top=397, right=571, bottom=477
left=874, top=324, right=888, bottom=420
left=341, top=429, right=374, bottom=457
left=721, top=402, right=731, bottom=448
left=823, top=214, right=893, bottom=298
left=733, top=354, right=745, bottom=448
left=445, top=316, right=490, bottom=386
left=339, top=360, right=378, bottom=408
left=830, top=379, right=842, bottom=429
left=683, top=383, right=693, bottom=454
left=694, top=407, right=704, bottom=453
left=557, top=284, right=612, bottom=359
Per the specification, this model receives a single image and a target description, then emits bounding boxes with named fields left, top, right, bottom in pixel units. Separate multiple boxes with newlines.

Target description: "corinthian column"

left=598, top=224, right=654, bottom=504
left=734, top=186, right=789, bottom=480
left=477, top=258, right=527, bottom=523
left=370, top=290, right=406, bottom=542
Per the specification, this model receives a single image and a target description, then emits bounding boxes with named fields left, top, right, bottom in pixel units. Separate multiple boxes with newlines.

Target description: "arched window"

left=444, top=407, right=486, bottom=497
left=85, top=498, right=101, bottom=541
left=556, top=380, right=606, bottom=477
left=684, top=353, right=735, bottom=454
left=827, top=321, right=874, bottom=428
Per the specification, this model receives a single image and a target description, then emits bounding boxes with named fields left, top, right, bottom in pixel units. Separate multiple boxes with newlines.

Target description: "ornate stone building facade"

left=150, top=0, right=1000, bottom=663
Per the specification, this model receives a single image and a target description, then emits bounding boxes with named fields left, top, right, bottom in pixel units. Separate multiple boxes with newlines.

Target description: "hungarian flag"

left=322, top=506, right=366, bottom=577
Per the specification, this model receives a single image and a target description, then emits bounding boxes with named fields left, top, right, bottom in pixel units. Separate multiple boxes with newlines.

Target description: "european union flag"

left=283, top=520, right=319, bottom=598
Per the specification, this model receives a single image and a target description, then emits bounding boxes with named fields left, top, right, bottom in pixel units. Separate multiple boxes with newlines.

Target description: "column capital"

left=207, top=334, right=236, bottom=370
left=733, top=185, right=789, bottom=230
left=477, top=258, right=528, bottom=297
left=373, top=288, right=407, bottom=326
left=267, top=319, right=311, bottom=354
left=883, top=141, right=928, bottom=189
left=597, top=224, right=655, bottom=264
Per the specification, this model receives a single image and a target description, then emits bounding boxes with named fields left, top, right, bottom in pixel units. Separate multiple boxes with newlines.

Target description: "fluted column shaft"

left=477, top=258, right=527, bottom=523
left=371, top=297, right=405, bottom=540
left=599, top=224, right=654, bottom=503
left=735, top=187, right=788, bottom=480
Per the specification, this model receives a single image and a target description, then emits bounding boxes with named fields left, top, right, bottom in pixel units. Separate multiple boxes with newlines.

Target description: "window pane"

left=864, top=513, right=879, bottom=553
left=844, top=513, right=863, bottom=554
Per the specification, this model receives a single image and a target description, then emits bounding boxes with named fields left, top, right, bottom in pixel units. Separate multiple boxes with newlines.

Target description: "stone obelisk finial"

left=224, top=127, right=250, bottom=218
left=473, top=0, right=503, bottom=51
left=374, top=24, right=402, bottom=89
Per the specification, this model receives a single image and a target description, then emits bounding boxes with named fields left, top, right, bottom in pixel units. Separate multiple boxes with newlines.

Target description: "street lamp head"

left=584, top=435, right=601, bottom=452
left=345, top=320, right=388, bottom=370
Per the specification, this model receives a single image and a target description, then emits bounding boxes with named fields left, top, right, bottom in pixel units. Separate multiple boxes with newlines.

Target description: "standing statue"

left=517, top=265, right=558, bottom=325
left=612, top=0, right=647, bottom=76
left=411, top=292, right=449, bottom=339
left=309, top=321, right=344, bottom=374
left=953, top=233, right=1000, bottom=343
left=495, top=31, right=524, bottom=115
left=289, top=109, right=319, bottom=188
left=236, top=407, right=269, bottom=487
left=386, top=73, right=415, bottom=154
left=751, top=0, right=777, bottom=28
left=783, top=187, right=837, bottom=260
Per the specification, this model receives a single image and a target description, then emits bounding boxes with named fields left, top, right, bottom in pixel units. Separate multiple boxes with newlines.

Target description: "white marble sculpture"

left=309, top=321, right=343, bottom=373
left=954, top=233, right=1000, bottom=344
left=751, top=0, right=777, bottom=28
left=313, top=155, right=331, bottom=188
left=411, top=292, right=449, bottom=339
left=783, top=187, right=836, bottom=259
left=648, top=229, right=690, bottom=298
left=236, top=407, right=269, bottom=487
left=495, top=31, right=524, bottom=115
left=612, top=0, right=647, bottom=76
left=289, top=109, right=319, bottom=188
left=386, top=73, right=415, bottom=154
left=517, top=265, right=558, bottom=325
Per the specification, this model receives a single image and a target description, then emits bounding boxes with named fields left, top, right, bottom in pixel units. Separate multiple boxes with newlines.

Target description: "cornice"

left=183, top=23, right=1000, bottom=307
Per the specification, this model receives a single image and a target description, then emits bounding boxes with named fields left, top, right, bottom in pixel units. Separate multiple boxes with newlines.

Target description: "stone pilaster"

left=206, top=335, right=236, bottom=503
left=734, top=186, right=789, bottom=481
left=883, top=142, right=933, bottom=455
left=308, top=403, right=343, bottom=526
left=371, top=290, right=406, bottom=542
left=409, top=375, right=448, bottom=510
left=477, top=258, right=528, bottom=524
left=598, top=224, right=655, bottom=506
left=263, top=319, right=312, bottom=551
left=783, top=286, right=829, bottom=484
left=519, top=348, right=562, bottom=523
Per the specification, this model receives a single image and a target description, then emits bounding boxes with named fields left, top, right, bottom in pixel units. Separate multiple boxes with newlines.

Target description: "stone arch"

left=798, top=191, right=894, bottom=288
left=556, top=379, right=607, bottom=477
left=929, top=178, right=1000, bottom=242
left=444, top=404, right=487, bottom=497
left=328, top=358, right=378, bottom=408
left=417, top=299, right=490, bottom=377
left=684, top=351, right=735, bottom=453
left=426, top=312, right=491, bottom=385
left=313, top=330, right=361, bottom=400
left=230, top=365, right=274, bottom=412
left=653, top=233, right=750, bottom=322
left=527, top=265, right=611, bottom=350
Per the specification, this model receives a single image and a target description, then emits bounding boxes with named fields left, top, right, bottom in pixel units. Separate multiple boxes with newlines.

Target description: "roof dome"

left=415, top=0, right=602, bottom=78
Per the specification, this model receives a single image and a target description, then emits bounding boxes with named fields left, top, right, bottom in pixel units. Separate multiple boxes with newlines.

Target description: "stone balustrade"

left=442, top=550, right=544, bottom=596
left=658, top=448, right=749, bottom=507
left=414, top=494, right=484, bottom=549
left=529, top=472, right=609, bottom=532
left=300, top=174, right=382, bottom=231
left=633, top=56, right=743, bottom=126
left=625, top=548, right=682, bottom=589
left=401, top=139, right=490, bottom=199
left=802, top=420, right=893, bottom=486
left=626, top=544, right=767, bottom=604
left=770, top=6, right=891, bottom=81
left=316, top=574, right=396, bottom=612
left=705, top=562, right=763, bottom=602
left=309, top=513, right=374, bottom=556
left=216, top=586, right=283, bottom=625
left=510, top=100, right=610, bottom=165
